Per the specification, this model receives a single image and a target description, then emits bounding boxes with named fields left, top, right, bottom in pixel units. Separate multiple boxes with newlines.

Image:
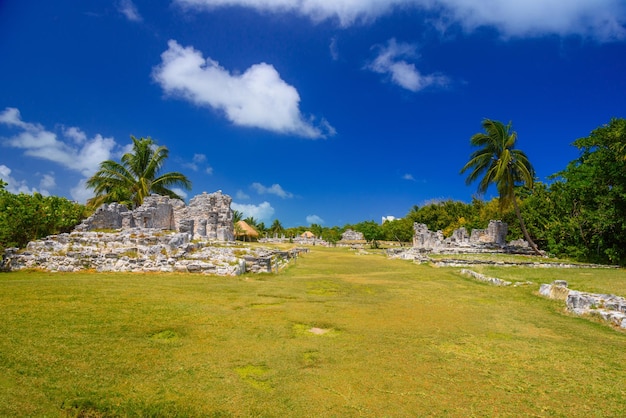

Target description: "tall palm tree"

left=86, top=136, right=191, bottom=209
left=460, top=119, right=541, bottom=255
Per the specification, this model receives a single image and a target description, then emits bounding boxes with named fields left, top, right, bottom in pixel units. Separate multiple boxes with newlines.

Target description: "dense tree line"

left=0, top=185, right=87, bottom=251
left=2, top=119, right=625, bottom=265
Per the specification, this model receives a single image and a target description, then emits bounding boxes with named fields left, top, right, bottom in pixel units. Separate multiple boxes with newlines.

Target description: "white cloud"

left=63, top=126, right=87, bottom=144
left=437, top=0, right=626, bottom=40
left=368, top=39, right=448, bottom=92
left=174, top=0, right=626, bottom=41
left=117, top=0, right=143, bottom=22
left=70, top=179, right=93, bottom=203
left=236, top=190, right=250, bottom=200
left=251, top=182, right=293, bottom=198
left=0, top=164, right=52, bottom=195
left=39, top=173, right=56, bottom=190
left=183, top=153, right=212, bottom=172
left=403, top=173, right=415, bottom=181
left=0, top=107, right=118, bottom=177
left=153, top=40, right=335, bottom=138
left=306, top=214, right=324, bottom=225
left=231, top=201, right=275, bottom=222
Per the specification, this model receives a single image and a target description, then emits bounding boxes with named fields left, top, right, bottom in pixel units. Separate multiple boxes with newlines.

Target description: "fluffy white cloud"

left=306, top=214, right=324, bottom=224
left=368, top=39, right=448, bottom=92
left=232, top=201, right=275, bottom=222
left=117, top=0, right=143, bottom=22
left=0, top=107, right=117, bottom=177
left=402, top=173, right=415, bottom=181
left=153, top=40, right=335, bottom=138
left=174, top=0, right=626, bottom=40
left=251, top=182, right=293, bottom=198
left=0, top=164, right=52, bottom=196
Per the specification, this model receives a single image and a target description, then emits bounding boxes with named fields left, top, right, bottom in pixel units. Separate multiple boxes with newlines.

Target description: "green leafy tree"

left=352, top=220, right=383, bottom=242
left=0, top=191, right=87, bottom=251
left=86, top=136, right=191, bottom=209
left=381, top=218, right=413, bottom=244
left=545, top=118, right=626, bottom=264
left=461, top=119, right=541, bottom=255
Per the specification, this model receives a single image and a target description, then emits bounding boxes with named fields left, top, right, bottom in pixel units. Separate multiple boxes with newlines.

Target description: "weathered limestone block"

left=174, top=191, right=234, bottom=241
left=460, top=269, right=512, bottom=286
left=75, top=191, right=234, bottom=242
left=413, top=223, right=444, bottom=249
left=75, top=202, right=132, bottom=231
left=341, top=229, right=364, bottom=241
left=540, top=280, right=626, bottom=328
left=450, top=227, right=470, bottom=244
left=131, top=195, right=177, bottom=229
left=469, top=220, right=508, bottom=246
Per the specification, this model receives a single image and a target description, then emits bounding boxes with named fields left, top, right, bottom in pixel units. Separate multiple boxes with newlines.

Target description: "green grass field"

left=2, top=246, right=626, bottom=417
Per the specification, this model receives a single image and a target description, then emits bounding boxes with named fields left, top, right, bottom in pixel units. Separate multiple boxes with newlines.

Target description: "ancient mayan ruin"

left=76, top=190, right=235, bottom=241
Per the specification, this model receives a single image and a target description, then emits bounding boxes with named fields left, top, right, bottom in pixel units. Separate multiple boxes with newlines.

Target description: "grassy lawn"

left=2, top=246, right=626, bottom=417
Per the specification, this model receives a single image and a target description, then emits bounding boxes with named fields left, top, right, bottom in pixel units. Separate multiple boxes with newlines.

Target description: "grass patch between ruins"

left=1, top=246, right=626, bottom=416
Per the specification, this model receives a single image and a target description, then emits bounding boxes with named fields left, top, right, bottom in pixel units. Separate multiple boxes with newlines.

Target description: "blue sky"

left=1, top=1, right=625, bottom=227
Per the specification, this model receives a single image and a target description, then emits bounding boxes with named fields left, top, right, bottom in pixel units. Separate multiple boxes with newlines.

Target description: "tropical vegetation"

left=2, top=118, right=626, bottom=265
left=0, top=189, right=86, bottom=251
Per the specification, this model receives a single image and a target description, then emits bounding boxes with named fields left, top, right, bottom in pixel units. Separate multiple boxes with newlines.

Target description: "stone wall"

left=412, top=220, right=515, bottom=252
left=174, top=191, right=234, bottom=241
left=540, top=281, right=626, bottom=329
left=76, top=191, right=234, bottom=241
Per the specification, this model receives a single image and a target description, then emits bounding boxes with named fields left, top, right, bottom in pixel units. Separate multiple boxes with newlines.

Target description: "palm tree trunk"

left=512, top=196, right=542, bottom=256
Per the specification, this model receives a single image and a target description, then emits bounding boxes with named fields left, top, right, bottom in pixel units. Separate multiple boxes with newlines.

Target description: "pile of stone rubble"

left=2, top=229, right=304, bottom=275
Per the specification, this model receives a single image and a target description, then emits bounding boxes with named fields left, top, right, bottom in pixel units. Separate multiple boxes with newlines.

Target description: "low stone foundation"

left=1, top=230, right=305, bottom=275
left=540, top=281, right=626, bottom=329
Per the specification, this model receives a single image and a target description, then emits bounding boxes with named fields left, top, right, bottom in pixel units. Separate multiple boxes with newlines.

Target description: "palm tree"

left=269, top=219, right=284, bottom=237
left=460, top=119, right=541, bottom=255
left=86, top=136, right=191, bottom=209
left=232, top=210, right=243, bottom=223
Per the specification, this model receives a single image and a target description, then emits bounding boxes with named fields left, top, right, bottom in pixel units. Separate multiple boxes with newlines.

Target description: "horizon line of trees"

left=2, top=118, right=626, bottom=265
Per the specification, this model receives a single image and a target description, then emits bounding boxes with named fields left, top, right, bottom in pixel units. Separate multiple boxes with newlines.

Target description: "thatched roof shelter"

left=300, top=230, right=315, bottom=239
left=235, top=220, right=259, bottom=240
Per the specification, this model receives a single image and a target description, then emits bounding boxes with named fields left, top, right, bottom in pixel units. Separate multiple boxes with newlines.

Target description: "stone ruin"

left=340, top=229, right=365, bottom=241
left=76, top=190, right=234, bottom=241
left=411, top=220, right=528, bottom=253
left=1, top=190, right=310, bottom=275
left=540, top=280, right=626, bottom=329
